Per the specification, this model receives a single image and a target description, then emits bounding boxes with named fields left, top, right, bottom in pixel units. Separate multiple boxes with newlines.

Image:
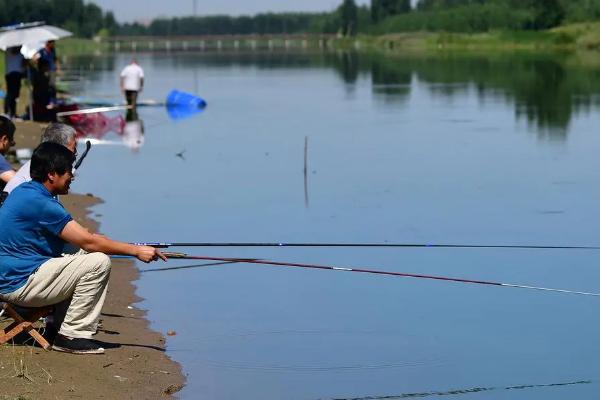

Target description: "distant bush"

left=371, top=3, right=533, bottom=33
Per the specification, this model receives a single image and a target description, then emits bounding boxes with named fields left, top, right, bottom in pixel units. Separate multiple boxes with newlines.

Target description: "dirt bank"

left=0, top=121, right=185, bottom=399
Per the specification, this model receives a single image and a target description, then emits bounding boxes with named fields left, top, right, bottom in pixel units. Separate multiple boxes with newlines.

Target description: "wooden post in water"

left=304, top=136, right=309, bottom=208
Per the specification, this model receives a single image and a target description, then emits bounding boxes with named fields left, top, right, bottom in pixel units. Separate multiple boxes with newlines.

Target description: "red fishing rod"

left=160, top=252, right=600, bottom=297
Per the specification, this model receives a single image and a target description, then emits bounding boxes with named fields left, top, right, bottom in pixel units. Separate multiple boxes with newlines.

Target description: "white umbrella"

left=20, top=41, right=45, bottom=59
left=0, top=23, right=72, bottom=51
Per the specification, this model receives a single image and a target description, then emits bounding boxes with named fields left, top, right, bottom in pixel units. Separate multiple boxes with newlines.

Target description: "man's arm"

left=4, top=161, right=31, bottom=194
left=0, top=170, right=16, bottom=184
left=59, top=220, right=167, bottom=263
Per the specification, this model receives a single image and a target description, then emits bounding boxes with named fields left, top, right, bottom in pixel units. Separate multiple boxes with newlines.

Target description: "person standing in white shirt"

left=119, top=58, right=144, bottom=108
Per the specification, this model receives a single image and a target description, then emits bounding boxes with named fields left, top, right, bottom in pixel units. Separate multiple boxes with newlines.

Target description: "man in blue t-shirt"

left=0, top=115, right=16, bottom=192
left=0, top=142, right=166, bottom=354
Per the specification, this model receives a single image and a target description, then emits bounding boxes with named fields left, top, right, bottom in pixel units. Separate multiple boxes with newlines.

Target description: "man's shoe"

left=51, top=334, right=105, bottom=354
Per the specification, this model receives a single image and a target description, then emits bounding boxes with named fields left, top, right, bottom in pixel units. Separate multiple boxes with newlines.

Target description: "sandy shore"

left=0, top=121, right=185, bottom=398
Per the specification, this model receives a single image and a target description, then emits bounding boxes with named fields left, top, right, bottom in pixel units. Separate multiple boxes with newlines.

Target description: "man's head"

left=31, top=142, right=76, bottom=195
left=46, top=40, right=55, bottom=50
left=0, top=115, right=16, bottom=155
left=41, top=123, right=77, bottom=154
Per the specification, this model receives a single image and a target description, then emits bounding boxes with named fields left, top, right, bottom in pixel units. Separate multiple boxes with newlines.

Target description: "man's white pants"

left=2, top=252, right=111, bottom=339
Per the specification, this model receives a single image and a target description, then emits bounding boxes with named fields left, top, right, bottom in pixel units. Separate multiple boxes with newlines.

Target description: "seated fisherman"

left=4, top=122, right=76, bottom=194
left=0, top=142, right=166, bottom=354
left=0, top=115, right=16, bottom=191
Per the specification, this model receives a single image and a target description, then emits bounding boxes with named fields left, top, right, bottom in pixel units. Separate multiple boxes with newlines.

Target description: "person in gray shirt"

left=3, top=123, right=77, bottom=195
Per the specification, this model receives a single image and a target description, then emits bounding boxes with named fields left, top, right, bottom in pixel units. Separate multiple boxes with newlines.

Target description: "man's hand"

left=135, top=246, right=168, bottom=263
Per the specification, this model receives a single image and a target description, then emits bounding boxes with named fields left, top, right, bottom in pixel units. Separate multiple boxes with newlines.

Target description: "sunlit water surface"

left=67, top=51, right=600, bottom=399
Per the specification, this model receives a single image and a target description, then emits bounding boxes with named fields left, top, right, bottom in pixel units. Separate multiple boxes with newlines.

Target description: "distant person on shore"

left=0, top=142, right=166, bottom=354
left=3, top=122, right=76, bottom=195
left=120, top=58, right=144, bottom=108
left=3, top=46, right=25, bottom=118
left=0, top=115, right=16, bottom=192
left=31, top=58, right=57, bottom=122
left=35, top=40, right=60, bottom=88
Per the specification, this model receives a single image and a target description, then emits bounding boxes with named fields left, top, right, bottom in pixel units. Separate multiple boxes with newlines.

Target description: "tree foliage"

left=0, top=0, right=116, bottom=37
left=372, top=0, right=411, bottom=22
left=4, top=0, right=600, bottom=38
left=340, top=0, right=358, bottom=36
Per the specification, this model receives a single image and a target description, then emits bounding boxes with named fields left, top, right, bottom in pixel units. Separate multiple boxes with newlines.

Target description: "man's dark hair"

left=0, top=115, right=15, bottom=141
left=31, top=142, right=76, bottom=183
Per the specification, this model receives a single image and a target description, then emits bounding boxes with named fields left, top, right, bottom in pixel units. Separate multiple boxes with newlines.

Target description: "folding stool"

left=0, top=302, right=52, bottom=350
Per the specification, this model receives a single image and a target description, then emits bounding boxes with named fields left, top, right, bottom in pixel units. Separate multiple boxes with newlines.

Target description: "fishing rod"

left=159, top=252, right=600, bottom=297
left=137, top=242, right=600, bottom=250
left=73, top=140, right=92, bottom=171
left=56, top=105, right=132, bottom=118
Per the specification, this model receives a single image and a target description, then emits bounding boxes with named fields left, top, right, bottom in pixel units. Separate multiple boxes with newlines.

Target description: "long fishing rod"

left=160, top=252, right=600, bottom=297
left=137, top=242, right=600, bottom=250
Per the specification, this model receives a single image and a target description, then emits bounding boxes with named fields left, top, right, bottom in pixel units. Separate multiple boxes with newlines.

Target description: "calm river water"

left=69, top=50, right=600, bottom=399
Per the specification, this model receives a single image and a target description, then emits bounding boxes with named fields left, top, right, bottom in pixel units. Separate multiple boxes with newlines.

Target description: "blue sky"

left=90, top=0, right=372, bottom=22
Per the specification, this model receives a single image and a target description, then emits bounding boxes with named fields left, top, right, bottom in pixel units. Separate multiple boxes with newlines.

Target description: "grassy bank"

left=333, top=22, right=600, bottom=53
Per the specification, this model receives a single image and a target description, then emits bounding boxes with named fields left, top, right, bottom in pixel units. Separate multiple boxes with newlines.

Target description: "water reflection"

left=69, top=110, right=145, bottom=152
left=124, top=108, right=145, bottom=152
left=70, top=51, right=600, bottom=139
left=354, top=53, right=600, bottom=139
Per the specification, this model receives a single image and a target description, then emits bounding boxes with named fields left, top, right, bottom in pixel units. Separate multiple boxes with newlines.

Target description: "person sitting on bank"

left=120, top=58, right=144, bottom=108
left=0, top=142, right=166, bottom=354
left=3, top=122, right=76, bottom=195
left=0, top=115, right=16, bottom=191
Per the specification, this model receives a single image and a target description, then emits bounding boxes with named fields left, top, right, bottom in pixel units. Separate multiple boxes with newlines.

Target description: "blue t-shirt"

left=0, top=154, right=12, bottom=192
left=37, top=47, right=56, bottom=71
left=0, top=181, right=72, bottom=294
left=0, top=154, right=10, bottom=174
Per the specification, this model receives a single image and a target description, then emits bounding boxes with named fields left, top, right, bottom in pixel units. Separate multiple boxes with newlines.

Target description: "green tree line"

left=4, top=0, right=600, bottom=39
left=375, top=0, right=600, bottom=33
left=0, top=0, right=117, bottom=38
left=115, top=0, right=600, bottom=37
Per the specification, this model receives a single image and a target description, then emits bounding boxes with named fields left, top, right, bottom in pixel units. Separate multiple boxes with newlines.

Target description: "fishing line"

left=140, top=260, right=241, bottom=273
left=156, top=252, right=600, bottom=297
left=328, top=379, right=591, bottom=400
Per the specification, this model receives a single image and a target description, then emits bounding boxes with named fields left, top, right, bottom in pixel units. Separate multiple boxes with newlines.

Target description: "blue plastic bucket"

left=166, top=90, right=207, bottom=108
